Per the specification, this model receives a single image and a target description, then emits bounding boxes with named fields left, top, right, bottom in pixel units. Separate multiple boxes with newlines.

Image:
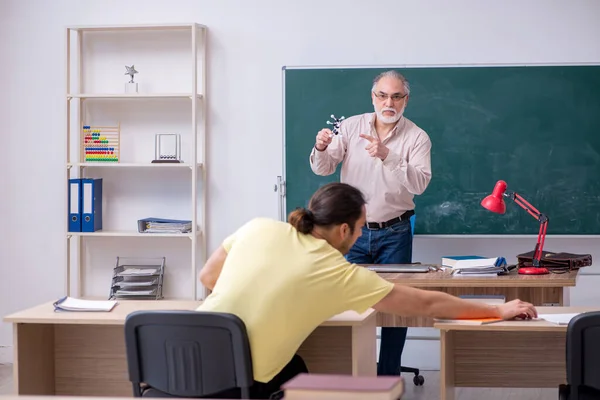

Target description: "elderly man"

left=308, top=70, right=432, bottom=376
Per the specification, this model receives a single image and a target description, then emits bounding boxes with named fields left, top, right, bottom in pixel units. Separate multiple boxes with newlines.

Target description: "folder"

left=81, top=178, right=103, bottom=232
left=68, top=178, right=82, bottom=232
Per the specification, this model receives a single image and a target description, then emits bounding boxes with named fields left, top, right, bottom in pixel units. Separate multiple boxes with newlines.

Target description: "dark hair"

left=288, top=183, right=366, bottom=234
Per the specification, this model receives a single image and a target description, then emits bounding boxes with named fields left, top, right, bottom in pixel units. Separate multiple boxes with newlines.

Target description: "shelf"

left=67, top=93, right=202, bottom=99
left=68, top=230, right=202, bottom=238
left=68, top=162, right=203, bottom=169
left=65, top=22, right=207, bottom=301
left=67, top=23, right=206, bottom=32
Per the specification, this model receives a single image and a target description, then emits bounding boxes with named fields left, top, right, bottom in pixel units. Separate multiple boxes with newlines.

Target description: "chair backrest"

left=124, top=310, right=254, bottom=398
left=410, top=214, right=415, bottom=238
left=566, top=311, right=600, bottom=392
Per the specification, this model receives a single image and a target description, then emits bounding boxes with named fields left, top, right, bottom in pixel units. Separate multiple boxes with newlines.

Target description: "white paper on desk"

left=55, top=297, right=117, bottom=312
left=538, top=313, right=579, bottom=325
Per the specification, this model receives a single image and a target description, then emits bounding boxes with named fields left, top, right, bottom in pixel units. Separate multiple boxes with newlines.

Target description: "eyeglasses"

left=373, top=91, right=408, bottom=102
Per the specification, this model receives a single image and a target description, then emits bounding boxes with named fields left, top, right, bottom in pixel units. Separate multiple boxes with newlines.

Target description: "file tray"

left=109, top=256, right=165, bottom=300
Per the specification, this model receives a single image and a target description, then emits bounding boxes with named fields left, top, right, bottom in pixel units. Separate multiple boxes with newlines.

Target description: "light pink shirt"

left=309, top=112, right=432, bottom=223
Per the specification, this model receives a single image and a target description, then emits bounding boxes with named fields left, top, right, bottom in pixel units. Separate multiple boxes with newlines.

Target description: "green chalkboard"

left=283, top=65, right=600, bottom=235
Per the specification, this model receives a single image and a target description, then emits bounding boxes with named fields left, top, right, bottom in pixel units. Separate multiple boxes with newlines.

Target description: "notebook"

left=53, top=296, right=118, bottom=312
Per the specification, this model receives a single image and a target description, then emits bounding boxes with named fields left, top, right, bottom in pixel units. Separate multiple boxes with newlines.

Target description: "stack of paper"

left=138, top=217, right=192, bottom=234
left=451, top=257, right=507, bottom=276
left=53, top=297, right=118, bottom=312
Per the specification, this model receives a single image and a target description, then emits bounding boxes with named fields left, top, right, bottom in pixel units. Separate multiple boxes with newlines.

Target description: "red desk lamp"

left=481, top=180, right=549, bottom=275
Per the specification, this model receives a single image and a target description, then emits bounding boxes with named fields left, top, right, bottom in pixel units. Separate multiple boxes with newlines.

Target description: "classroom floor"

left=0, top=363, right=556, bottom=399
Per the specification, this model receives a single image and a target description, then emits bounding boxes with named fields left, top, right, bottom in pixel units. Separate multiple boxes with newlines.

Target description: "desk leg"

left=440, top=330, right=455, bottom=400
left=13, top=323, right=55, bottom=395
left=562, top=287, right=571, bottom=306
left=351, top=314, right=377, bottom=376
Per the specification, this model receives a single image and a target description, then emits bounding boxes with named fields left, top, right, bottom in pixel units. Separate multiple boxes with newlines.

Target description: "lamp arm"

left=504, top=191, right=549, bottom=267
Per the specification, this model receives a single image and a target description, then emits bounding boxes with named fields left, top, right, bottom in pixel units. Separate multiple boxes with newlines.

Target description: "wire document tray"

left=109, top=256, right=165, bottom=300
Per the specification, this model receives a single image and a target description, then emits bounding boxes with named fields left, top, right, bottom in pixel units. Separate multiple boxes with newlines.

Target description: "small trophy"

left=125, top=65, right=138, bottom=93
left=152, top=134, right=182, bottom=163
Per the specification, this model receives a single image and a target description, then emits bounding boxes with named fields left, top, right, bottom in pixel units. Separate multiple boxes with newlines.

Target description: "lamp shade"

left=481, top=180, right=507, bottom=214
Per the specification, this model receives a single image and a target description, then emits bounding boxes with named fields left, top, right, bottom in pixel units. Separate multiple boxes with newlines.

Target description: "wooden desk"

left=433, top=306, right=598, bottom=400
left=4, top=300, right=377, bottom=397
left=378, top=269, right=579, bottom=327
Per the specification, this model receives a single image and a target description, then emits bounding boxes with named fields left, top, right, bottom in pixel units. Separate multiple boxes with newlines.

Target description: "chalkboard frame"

left=281, top=63, right=600, bottom=237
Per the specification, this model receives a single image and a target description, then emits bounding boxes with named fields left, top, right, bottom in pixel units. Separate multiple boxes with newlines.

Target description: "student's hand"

left=496, top=299, right=538, bottom=320
left=315, top=128, right=333, bottom=151
left=360, top=134, right=389, bottom=160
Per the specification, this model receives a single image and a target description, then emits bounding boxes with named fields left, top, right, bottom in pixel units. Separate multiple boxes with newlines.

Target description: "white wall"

left=2, top=0, right=600, bottom=367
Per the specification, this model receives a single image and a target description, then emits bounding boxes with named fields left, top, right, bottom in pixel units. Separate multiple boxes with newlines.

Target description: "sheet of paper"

left=538, top=313, right=579, bottom=325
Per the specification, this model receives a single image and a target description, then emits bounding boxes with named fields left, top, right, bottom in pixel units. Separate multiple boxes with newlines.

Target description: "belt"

left=365, top=210, right=414, bottom=230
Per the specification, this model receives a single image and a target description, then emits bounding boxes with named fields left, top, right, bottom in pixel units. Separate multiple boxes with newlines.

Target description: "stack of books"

left=442, top=255, right=508, bottom=276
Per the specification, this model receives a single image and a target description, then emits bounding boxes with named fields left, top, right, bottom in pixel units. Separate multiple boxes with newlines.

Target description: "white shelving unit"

left=65, top=23, right=207, bottom=300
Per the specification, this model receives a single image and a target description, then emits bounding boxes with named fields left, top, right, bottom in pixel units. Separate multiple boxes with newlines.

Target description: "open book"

left=53, top=297, right=118, bottom=312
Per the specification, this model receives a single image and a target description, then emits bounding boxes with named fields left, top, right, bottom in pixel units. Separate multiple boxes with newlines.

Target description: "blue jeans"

left=345, top=219, right=412, bottom=376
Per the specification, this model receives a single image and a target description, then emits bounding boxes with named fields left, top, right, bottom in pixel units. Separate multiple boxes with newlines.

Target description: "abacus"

left=82, top=124, right=121, bottom=163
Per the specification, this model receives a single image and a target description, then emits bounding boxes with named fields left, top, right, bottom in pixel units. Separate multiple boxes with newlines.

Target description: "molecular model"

left=326, top=114, right=345, bottom=135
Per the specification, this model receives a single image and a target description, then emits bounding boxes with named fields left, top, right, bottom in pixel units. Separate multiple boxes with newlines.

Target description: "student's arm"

left=198, top=245, right=228, bottom=291
left=372, top=284, right=538, bottom=320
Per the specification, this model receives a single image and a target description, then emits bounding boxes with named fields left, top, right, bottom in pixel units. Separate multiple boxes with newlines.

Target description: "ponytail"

left=288, top=183, right=366, bottom=235
left=288, top=207, right=315, bottom=234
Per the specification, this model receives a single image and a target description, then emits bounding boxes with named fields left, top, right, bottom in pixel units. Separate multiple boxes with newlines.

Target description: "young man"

left=309, top=69, right=432, bottom=375
left=197, top=183, right=537, bottom=399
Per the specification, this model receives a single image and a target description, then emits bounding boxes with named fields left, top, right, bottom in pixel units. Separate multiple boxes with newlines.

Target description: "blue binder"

left=68, top=178, right=82, bottom=232
left=81, top=178, right=103, bottom=232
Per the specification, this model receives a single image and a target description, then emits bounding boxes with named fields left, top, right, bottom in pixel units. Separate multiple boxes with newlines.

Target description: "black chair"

left=124, top=310, right=254, bottom=399
left=401, top=365, right=424, bottom=386
left=558, top=311, right=600, bottom=400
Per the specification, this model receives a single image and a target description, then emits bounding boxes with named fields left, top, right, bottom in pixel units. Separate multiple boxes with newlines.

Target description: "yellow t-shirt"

left=196, top=217, right=394, bottom=383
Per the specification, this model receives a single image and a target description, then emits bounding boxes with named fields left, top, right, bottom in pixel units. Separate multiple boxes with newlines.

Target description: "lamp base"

left=518, top=267, right=550, bottom=275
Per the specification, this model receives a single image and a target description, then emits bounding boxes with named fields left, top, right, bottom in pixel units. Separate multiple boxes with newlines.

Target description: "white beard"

left=375, top=105, right=405, bottom=124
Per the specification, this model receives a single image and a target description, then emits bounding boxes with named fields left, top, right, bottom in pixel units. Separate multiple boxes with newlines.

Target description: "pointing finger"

left=359, top=134, right=375, bottom=142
